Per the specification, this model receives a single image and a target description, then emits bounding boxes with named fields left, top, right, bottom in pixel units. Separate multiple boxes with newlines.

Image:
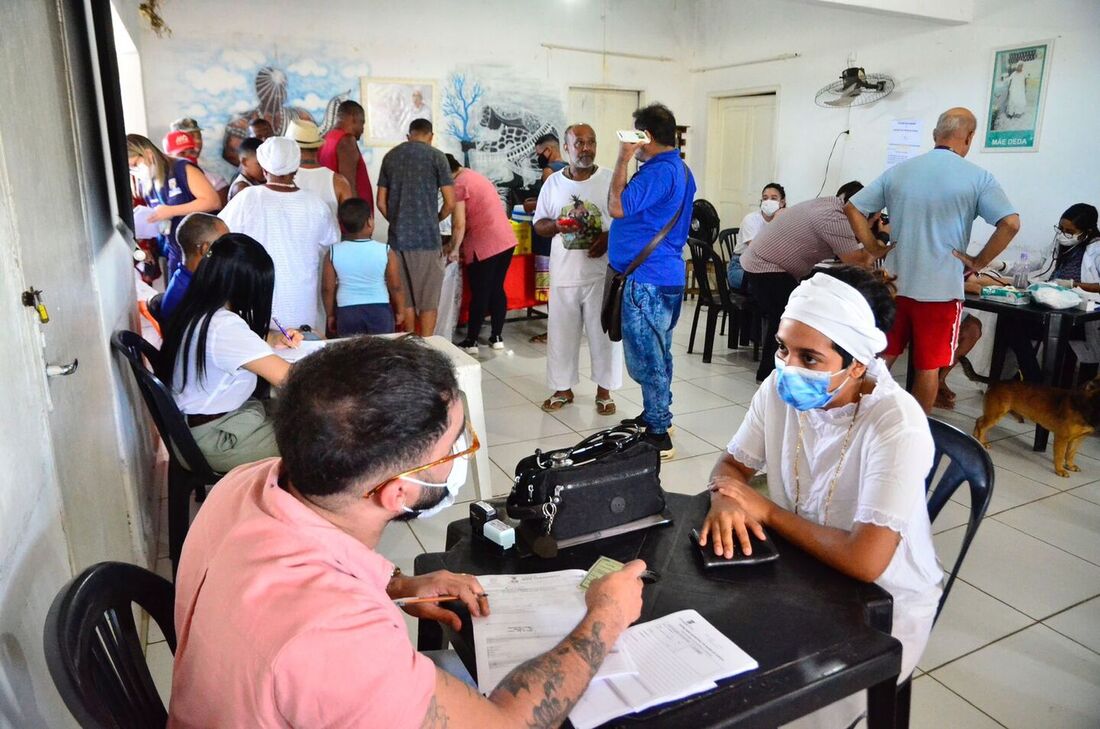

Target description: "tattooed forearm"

left=487, top=619, right=613, bottom=729
left=420, top=694, right=450, bottom=728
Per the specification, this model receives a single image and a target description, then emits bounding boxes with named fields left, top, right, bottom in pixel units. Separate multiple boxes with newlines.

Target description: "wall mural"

left=157, top=45, right=371, bottom=179
left=442, top=65, right=565, bottom=197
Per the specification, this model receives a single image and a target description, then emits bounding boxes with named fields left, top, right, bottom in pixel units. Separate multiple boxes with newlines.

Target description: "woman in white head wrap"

left=698, top=267, right=942, bottom=729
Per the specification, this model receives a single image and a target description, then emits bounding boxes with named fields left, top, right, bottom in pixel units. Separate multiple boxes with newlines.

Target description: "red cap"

left=163, top=129, right=198, bottom=156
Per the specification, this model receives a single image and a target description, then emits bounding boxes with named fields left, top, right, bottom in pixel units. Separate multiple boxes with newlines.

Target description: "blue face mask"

left=774, top=357, right=848, bottom=411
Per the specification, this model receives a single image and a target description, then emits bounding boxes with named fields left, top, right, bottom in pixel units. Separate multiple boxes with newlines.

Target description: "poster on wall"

left=361, top=78, right=437, bottom=145
left=983, top=40, right=1053, bottom=152
left=885, top=118, right=923, bottom=168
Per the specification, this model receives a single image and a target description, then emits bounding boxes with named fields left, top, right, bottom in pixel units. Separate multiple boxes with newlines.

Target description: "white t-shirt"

left=534, top=167, right=611, bottom=287
left=294, top=166, right=339, bottom=218
left=734, top=209, right=774, bottom=254
left=727, top=357, right=943, bottom=681
left=172, top=309, right=275, bottom=415
left=219, top=186, right=339, bottom=331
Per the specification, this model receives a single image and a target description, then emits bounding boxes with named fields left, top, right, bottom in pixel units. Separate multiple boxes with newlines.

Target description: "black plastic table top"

left=963, top=293, right=1100, bottom=323
left=415, top=491, right=902, bottom=728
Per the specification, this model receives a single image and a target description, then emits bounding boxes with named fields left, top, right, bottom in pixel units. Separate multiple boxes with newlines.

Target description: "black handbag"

left=506, top=427, right=667, bottom=557
left=600, top=164, right=690, bottom=342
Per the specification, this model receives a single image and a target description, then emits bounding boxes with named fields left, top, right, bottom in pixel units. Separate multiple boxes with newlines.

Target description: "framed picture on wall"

left=983, top=40, right=1054, bottom=152
left=360, top=78, right=437, bottom=146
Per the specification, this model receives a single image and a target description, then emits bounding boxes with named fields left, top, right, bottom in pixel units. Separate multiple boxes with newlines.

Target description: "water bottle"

left=1011, top=252, right=1030, bottom=290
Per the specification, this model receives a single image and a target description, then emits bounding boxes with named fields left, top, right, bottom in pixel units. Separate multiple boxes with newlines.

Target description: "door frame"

left=703, top=85, right=781, bottom=211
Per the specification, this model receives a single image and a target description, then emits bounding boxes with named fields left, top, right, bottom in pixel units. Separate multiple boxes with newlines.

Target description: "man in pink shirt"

left=169, top=336, right=646, bottom=729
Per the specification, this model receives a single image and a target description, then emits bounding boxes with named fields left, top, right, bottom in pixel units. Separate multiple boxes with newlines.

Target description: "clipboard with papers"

left=471, top=570, right=758, bottom=729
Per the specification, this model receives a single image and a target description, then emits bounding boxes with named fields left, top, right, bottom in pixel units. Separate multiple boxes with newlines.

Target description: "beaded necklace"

left=792, top=382, right=865, bottom=526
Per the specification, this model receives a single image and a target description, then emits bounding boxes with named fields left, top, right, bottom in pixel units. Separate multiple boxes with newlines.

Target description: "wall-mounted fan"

left=814, top=67, right=895, bottom=108
left=690, top=199, right=721, bottom=244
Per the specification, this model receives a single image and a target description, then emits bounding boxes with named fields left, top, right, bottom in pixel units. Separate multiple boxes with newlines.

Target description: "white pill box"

left=483, top=519, right=516, bottom=550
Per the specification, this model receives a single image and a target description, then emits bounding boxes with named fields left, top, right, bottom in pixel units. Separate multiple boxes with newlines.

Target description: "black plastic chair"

left=895, top=417, right=995, bottom=728
left=717, top=227, right=739, bottom=264
left=111, top=331, right=221, bottom=575
left=44, top=561, right=176, bottom=728
left=686, top=238, right=747, bottom=363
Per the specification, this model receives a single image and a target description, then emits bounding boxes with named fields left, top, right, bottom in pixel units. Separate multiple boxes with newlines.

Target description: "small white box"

left=483, top=519, right=515, bottom=550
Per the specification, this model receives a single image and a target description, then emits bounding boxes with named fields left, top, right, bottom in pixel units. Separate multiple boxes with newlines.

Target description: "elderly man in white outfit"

left=699, top=268, right=942, bottom=729
left=534, top=124, right=623, bottom=416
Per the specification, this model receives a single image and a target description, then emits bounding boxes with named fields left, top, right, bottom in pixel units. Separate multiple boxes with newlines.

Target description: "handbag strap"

left=622, top=161, right=691, bottom=277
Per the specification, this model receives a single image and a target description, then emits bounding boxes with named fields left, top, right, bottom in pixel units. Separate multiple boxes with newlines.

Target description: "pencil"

left=392, top=593, right=489, bottom=607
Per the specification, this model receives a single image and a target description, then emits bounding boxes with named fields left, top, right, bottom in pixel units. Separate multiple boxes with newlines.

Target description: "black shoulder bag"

left=600, top=164, right=690, bottom=342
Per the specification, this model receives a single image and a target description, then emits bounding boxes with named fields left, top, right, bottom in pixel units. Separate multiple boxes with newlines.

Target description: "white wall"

left=691, top=0, right=1100, bottom=258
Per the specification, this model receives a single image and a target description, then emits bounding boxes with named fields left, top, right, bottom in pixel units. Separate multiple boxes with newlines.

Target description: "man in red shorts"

left=845, top=107, right=1019, bottom=413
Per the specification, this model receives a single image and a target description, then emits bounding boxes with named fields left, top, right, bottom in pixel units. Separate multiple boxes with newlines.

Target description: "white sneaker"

left=458, top=339, right=479, bottom=355
left=489, top=335, right=505, bottom=350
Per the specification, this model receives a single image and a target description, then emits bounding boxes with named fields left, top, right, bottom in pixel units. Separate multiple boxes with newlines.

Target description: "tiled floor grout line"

left=926, top=619, right=1039, bottom=674
left=991, top=513, right=1100, bottom=569
left=1037, top=594, right=1100, bottom=659
left=924, top=674, right=1010, bottom=728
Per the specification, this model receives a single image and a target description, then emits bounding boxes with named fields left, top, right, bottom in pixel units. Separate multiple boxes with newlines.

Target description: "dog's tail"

left=957, top=356, right=994, bottom=384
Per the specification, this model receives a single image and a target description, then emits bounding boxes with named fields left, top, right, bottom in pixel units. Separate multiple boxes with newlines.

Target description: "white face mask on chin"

left=761, top=199, right=781, bottom=216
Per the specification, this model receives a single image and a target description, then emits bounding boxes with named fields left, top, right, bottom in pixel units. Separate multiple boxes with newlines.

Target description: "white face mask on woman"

left=1055, top=230, right=1080, bottom=247
left=761, top=199, right=781, bottom=216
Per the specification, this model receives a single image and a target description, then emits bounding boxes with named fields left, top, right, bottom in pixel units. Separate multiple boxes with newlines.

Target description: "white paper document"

left=273, top=338, right=329, bottom=363
left=472, top=571, right=637, bottom=695
left=569, top=609, right=758, bottom=729
left=886, top=118, right=923, bottom=168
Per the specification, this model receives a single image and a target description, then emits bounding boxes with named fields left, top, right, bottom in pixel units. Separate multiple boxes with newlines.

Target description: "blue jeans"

left=621, top=279, right=683, bottom=434
left=727, top=254, right=745, bottom=290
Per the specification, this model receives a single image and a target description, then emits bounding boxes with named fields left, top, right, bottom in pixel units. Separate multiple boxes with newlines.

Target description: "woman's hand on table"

left=699, top=478, right=771, bottom=558
left=269, top=328, right=303, bottom=349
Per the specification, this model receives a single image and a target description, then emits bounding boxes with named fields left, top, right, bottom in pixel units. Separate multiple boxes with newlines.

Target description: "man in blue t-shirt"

left=159, top=213, right=229, bottom=320
left=608, top=103, right=696, bottom=459
left=846, top=107, right=1020, bottom=414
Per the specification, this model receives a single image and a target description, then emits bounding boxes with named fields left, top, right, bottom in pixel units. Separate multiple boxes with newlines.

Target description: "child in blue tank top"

left=322, top=198, right=406, bottom=336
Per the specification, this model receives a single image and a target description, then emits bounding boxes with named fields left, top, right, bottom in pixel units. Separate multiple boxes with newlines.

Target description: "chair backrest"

left=110, top=330, right=218, bottom=483
left=687, top=238, right=720, bottom=308
left=43, top=562, right=176, bottom=728
left=718, top=227, right=739, bottom=263
left=925, top=417, right=995, bottom=621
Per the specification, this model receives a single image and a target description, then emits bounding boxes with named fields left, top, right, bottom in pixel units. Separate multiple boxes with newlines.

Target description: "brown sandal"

left=541, top=393, right=574, bottom=412
left=595, top=398, right=617, bottom=416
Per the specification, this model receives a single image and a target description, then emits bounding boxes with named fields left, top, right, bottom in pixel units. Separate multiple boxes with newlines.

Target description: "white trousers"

left=547, top=280, right=623, bottom=392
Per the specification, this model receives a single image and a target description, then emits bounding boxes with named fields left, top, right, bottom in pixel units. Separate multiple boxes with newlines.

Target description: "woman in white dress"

left=1006, top=62, right=1028, bottom=118
left=698, top=267, right=942, bottom=728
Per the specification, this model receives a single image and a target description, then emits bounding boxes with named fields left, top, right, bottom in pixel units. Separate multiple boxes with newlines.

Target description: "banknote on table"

left=579, top=556, right=625, bottom=590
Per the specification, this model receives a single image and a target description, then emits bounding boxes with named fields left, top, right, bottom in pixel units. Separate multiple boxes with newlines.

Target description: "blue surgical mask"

left=774, top=357, right=848, bottom=411
left=399, top=436, right=469, bottom=520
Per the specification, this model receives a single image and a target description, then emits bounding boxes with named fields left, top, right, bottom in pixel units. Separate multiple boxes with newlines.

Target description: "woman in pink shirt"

left=447, top=154, right=517, bottom=354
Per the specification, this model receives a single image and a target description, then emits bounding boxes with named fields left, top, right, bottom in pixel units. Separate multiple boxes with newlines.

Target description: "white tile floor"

left=145, top=302, right=1100, bottom=728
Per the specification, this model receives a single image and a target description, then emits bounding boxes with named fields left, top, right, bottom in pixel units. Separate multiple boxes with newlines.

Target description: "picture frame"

left=982, top=39, right=1054, bottom=152
left=360, top=77, right=438, bottom=146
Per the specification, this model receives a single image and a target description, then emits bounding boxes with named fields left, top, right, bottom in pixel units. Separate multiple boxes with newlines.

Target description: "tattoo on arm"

left=420, top=695, right=449, bottom=729
left=489, top=620, right=610, bottom=729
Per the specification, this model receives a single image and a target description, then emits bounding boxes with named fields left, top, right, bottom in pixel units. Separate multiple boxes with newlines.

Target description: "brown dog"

left=961, top=357, right=1100, bottom=477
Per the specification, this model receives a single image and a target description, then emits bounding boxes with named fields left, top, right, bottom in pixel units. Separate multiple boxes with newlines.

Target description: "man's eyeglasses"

left=364, top=417, right=480, bottom=498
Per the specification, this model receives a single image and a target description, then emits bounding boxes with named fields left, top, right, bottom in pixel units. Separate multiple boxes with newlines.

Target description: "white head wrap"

left=781, top=273, right=887, bottom=364
left=256, top=137, right=300, bottom=176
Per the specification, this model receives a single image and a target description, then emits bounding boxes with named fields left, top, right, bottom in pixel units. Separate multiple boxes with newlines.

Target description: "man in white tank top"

left=285, top=119, right=351, bottom=218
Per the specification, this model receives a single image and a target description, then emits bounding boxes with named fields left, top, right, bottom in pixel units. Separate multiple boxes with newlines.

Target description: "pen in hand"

left=392, top=593, right=489, bottom=608
left=271, top=316, right=298, bottom=348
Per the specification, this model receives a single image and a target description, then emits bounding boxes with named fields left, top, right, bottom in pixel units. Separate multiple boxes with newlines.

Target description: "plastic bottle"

left=1011, top=252, right=1030, bottom=290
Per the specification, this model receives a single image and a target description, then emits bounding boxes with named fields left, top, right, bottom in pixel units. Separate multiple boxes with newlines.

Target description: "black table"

left=961, top=294, right=1100, bottom=450
left=414, top=492, right=902, bottom=728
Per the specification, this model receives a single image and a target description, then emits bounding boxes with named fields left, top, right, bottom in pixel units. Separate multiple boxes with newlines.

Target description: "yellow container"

left=511, top=220, right=532, bottom=256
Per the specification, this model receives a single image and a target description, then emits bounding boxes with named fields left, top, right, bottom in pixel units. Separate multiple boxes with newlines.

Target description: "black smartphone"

left=690, top=528, right=779, bottom=568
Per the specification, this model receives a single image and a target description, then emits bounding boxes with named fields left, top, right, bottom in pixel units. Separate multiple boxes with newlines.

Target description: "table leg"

left=866, top=674, right=899, bottom=729
left=990, top=316, right=1010, bottom=382
left=1035, top=314, right=1071, bottom=451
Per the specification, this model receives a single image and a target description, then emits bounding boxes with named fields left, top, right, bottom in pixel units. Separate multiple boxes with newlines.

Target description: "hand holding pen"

left=271, top=317, right=303, bottom=349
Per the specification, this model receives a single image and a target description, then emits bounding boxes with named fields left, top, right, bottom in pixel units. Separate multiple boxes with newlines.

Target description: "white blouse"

left=727, top=357, right=943, bottom=683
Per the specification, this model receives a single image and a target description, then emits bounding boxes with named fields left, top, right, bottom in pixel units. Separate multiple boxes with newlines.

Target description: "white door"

left=0, top=1, right=161, bottom=719
left=568, top=87, right=642, bottom=171
left=706, top=93, right=777, bottom=231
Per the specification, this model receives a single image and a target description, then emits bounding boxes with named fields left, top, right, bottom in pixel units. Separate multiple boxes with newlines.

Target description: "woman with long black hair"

left=155, top=233, right=302, bottom=472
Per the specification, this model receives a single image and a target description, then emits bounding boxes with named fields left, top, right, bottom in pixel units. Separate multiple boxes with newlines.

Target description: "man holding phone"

left=607, top=103, right=696, bottom=459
